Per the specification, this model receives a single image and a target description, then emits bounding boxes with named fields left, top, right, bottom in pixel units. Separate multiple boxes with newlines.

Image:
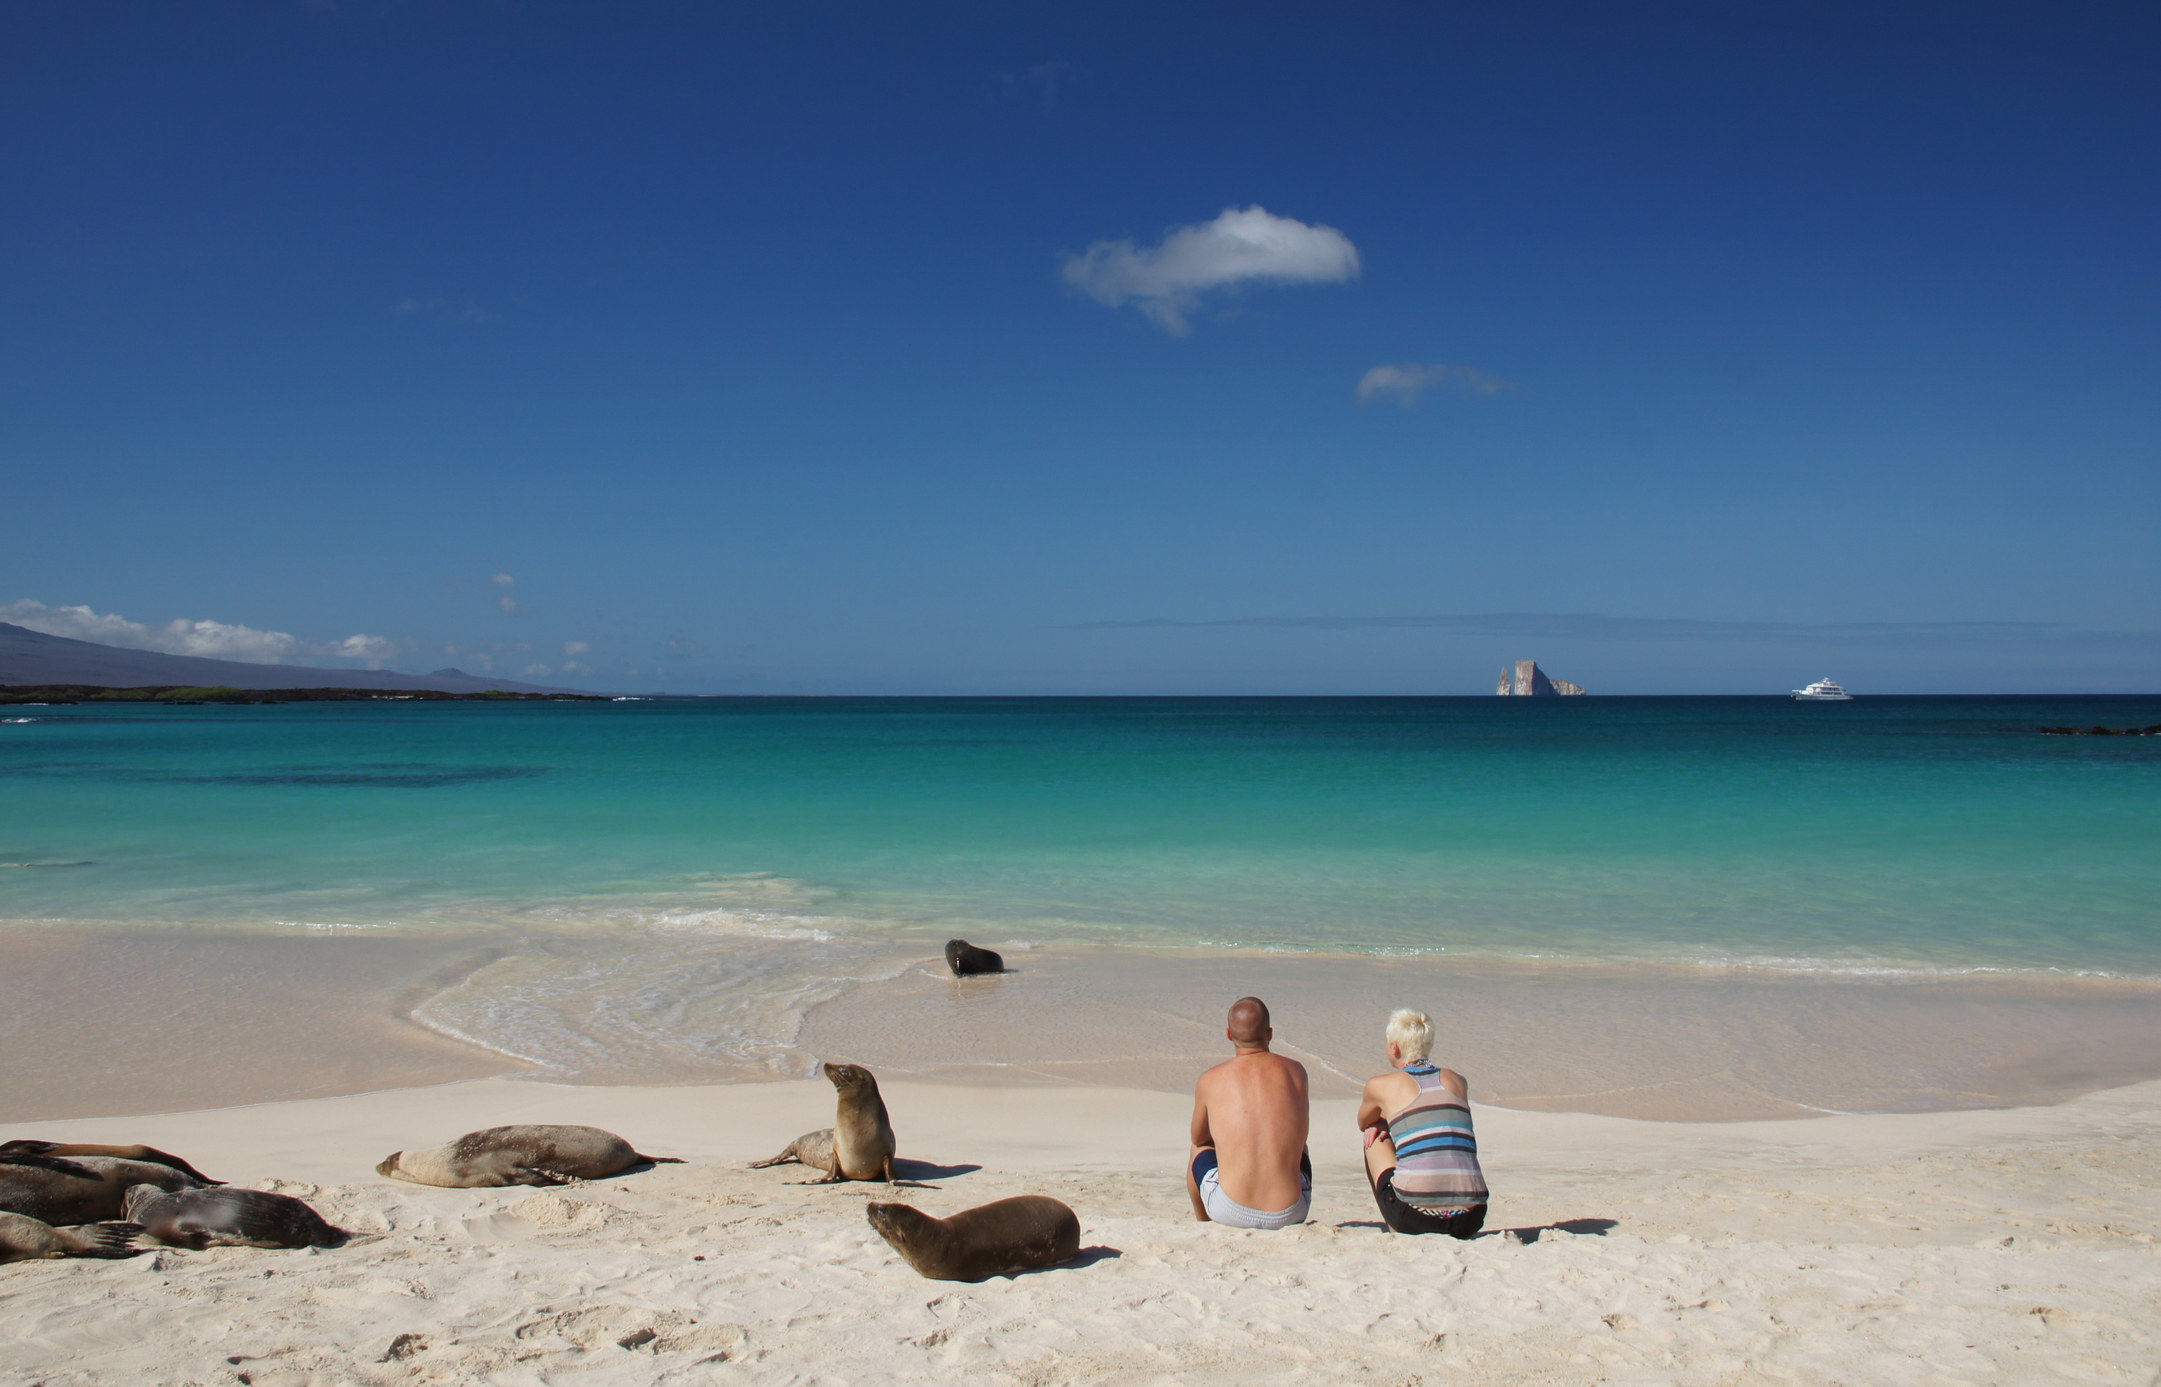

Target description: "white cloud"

left=497, top=595, right=517, bottom=615
left=492, top=572, right=515, bottom=586
left=523, top=663, right=552, bottom=676
left=1061, top=206, right=1360, bottom=334
left=3, top=599, right=299, bottom=663
left=325, top=634, right=399, bottom=668
left=1355, top=363, right=1517, bottom=407
left=564, top=641, right=590, bottom=656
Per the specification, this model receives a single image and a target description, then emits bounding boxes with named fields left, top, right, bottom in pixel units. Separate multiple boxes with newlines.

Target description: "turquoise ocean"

left=4, top=695, right=2157, bottom=1077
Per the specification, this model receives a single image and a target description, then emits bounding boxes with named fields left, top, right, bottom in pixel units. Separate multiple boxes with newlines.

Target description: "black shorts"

left=1372, top=1169, right=1485, bottom=1238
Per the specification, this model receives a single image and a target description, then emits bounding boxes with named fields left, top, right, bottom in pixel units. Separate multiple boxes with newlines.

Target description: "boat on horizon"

left=1791, top=677, right=1853, bottom=701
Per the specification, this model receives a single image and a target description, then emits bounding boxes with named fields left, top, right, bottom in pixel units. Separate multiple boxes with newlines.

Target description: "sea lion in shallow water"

left=0, top=1155, right=206, bottom=1225
left=867, top=1196, right=1080, bottom=1281
left=791, top=1063, right=894, bottom=1184
left=749, top=1128, right=836, bottom=1174
left=943, top=940, right=1005, bottom=976
left=375, top=1125, right=679, bottom=1188
left=0, top=1140, right=220, bottom=1185
left=0, top=1211, right=140, bottom=1263
left=124, top=1185, right=343, bottom=1249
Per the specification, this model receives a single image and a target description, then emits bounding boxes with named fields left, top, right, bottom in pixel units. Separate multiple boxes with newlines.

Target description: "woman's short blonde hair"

left=1386, top=1008, right=1434, bottom=1065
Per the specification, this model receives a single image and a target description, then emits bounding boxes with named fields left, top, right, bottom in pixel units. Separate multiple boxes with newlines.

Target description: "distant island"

left=0, top=684, right=612, bottom=705
left=0, top=620, right=597, bottom=696
left=1495, top=660, right=1586, bottom=696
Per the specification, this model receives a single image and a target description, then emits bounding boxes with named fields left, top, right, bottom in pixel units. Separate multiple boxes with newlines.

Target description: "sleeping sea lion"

left=0, top=1210, right=141, bottom=1263
left=944, top=940, right=1005, bottom=976
left=123, top=1185, right=344, bottom=1249
left=0, top=1155, right=206, bottom=1225
left=748, top=1128, right=836, bottom=1174
left=0, top=1140, right=221, bottom=1185
left=866, top=1196, right=1081, bottom=1281
left=792, top=1063, right=895, bottom=1184
left=375, top=1125, right=681, bottom=1188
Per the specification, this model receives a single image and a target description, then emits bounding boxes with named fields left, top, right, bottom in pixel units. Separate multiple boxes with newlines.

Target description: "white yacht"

left=1791, top=677, right=1853, bottom=701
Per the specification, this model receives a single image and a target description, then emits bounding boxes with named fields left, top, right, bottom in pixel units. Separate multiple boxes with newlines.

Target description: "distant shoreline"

left=0, top=683, right=614, bottom=705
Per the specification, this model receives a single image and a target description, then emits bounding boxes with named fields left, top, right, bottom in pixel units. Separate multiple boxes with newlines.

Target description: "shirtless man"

left=1186, top=996, right=1312, bottom=1229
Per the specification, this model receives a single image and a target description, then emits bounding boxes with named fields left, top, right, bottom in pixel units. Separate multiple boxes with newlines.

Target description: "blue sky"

left=3, top=1, right=2156, bottom=693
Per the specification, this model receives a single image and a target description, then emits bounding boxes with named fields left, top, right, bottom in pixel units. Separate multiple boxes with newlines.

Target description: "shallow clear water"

left=4, top=695, right=2156, bottom=976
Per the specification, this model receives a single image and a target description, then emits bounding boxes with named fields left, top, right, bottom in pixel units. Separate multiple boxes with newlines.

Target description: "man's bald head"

left=1227, top=996, right=1272, bottom=1046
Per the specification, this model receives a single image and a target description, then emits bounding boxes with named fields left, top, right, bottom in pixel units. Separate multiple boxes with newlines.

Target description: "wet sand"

left=7, top=926, right=2161, bottom=1125
left=0, top=928, right=525, bottom=1120
left=805, top=948, right=2161, bottom=1119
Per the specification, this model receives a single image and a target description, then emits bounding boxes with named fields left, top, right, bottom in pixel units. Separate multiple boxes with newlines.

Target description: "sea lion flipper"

left=509, top=1166, right=570, bottom=1187
left=0, top=1140, right=57, bottom=1156
left=0, top=1153, right=101, bottom=1180
left=69, top=1222, right=143, bottom=1258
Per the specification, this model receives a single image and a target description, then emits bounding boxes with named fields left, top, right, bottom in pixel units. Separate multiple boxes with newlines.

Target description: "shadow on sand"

left=1005, top=1244, right=1121, bottom=1278
left=885, top=1158, right=984, bottom=1188
left=1497, top=1217, right=1619, bottom=1242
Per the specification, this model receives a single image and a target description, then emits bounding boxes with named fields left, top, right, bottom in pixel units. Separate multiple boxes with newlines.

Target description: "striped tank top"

left=1386, top=1063, right=1488, bottom=1210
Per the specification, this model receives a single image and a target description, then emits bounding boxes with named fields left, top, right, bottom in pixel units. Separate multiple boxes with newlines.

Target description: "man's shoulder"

left=1195, top=1056, right=1238, bottom=1088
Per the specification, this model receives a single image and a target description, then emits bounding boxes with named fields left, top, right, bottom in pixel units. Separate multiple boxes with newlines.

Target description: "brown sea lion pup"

left=375, top=1125, right=681, bottom=1188
left=0, top=1154, right=206, bottom=1225
left=748, top=1127, right=836, bottom=1173
left=0, top=1210, right=141, bottom=1263
left=944, top=939, right=1005, bottom=976
left=867, top=1196, right=1081, bottom=1281
left=792, top=1063, right=895, bottom=1184
left=123, top=1184, right=344, bottom=1250
left=0, top=1139, right=221, bottom=1185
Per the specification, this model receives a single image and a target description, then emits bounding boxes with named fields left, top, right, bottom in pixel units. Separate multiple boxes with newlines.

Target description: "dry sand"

left=6, top=1075, right=2159, bottom=1385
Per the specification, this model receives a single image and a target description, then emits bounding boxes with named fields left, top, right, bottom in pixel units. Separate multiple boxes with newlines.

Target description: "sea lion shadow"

left=1496, top=1217, right=1619, bottom=1243
left=890, top=1159, right=982, bottom=1184
left=1008, top=1244, right=1121, bottom=1278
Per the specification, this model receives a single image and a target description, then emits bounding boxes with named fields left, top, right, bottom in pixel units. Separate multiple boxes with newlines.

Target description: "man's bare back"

left=1187, top=996, right=1311, bottom=1225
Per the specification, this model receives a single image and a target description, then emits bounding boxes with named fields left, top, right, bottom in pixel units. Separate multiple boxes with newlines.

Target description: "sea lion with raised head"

left=748, top=1127, right=836, bottom=1173
left=375, top=1125, right=680, bottom=1188
left=944, top=940, right=1005, bottom=976
left=791, top=1063, right=895, bottom=1184
left=124, top=1184, right=344, bottom=1249
left=0, top=1210, right=141, bottom=1263
left=867, top=1196, right=1081, bottom=1281
left=0, top=1154, right=206, bottom=1225
left=0, top=1139, right=221, bottom=1185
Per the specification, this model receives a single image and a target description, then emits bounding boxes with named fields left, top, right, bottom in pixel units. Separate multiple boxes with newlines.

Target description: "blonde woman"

left=1354, top=1008, right=1487, bottom=1237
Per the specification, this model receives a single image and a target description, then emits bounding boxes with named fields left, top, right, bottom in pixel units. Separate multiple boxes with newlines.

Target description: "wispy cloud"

left=5, top=598, right=299, bottom=661
left=322, top=633, right=399, bottom=668
left=1060, top=611, right=2092, bottom=648
left=4, top=598, right=402, bottom=667
left=1061, top=206, right=1360, bottom=334
left=1356, top=363, right=1517, bottom=407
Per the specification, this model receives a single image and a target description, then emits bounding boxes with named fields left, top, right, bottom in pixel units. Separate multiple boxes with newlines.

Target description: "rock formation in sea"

left=1495, top=660, right=1586, bottom=696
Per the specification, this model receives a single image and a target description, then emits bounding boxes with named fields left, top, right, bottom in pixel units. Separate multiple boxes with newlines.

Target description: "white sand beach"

left=6, top=1074, right=2158, bottom=1385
